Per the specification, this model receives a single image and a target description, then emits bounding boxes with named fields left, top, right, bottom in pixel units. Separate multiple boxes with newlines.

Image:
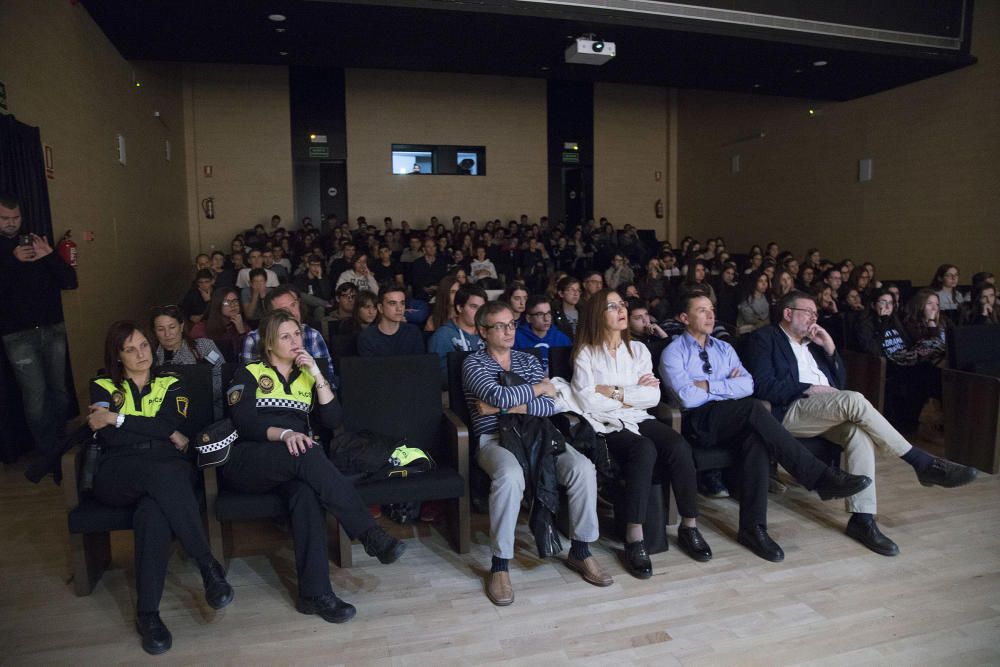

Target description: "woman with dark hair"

left=223, top=310, right=404, bottom=625
left=151, top=305, right=225, bottom=418
left=425, top=273, right=462, bottom=332
left=190, top=287, right=248, bottom=362
left=797, top=264, right=816, bottom=290
left=500, top=281, right=529, bottom=325
left=737, top=270, right=771, bottom=333
left=571, top=289, right=705, bottom=578
left=89, top=321, right=232, bottom=654
left=931, top=263, right=968, bottom=320
left=675, top=259, right=716, bottom=305
left=340, top=290, right=379, bottom=335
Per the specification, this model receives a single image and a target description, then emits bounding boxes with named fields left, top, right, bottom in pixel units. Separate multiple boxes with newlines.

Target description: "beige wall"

left=182, top=64, right=294, bottom=256
left=0, top=1, right=190, bottom=404
left=677, top=2, right=1000, bottom=282
left=345, top=69, right=547, bottom=226
left=594, top=83, right=670, bottom=237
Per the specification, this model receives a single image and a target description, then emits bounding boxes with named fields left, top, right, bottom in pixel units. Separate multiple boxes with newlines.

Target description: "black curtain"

left=0, top=114, right=77, bottom=463
left=0, top=114, right=53, bottom=239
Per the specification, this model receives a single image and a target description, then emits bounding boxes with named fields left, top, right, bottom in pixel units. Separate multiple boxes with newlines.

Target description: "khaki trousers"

left=782, top=390, right=912, bottom=514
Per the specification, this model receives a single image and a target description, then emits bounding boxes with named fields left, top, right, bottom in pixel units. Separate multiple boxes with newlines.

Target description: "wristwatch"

left=115, top=413, right=125, bottom=429
left=611, top=386, right=624, bottom=402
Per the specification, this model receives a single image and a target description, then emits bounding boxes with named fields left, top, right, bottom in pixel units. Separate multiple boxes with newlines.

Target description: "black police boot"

left=135, top=612, right=172, bottom=655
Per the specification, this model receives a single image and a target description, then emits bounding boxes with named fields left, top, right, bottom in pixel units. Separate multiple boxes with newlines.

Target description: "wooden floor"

left=1, top=438, right=999, bottom=666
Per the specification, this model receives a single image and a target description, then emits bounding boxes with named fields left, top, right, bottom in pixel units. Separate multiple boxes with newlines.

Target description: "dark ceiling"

left=81, top=0, right=978, bottom=101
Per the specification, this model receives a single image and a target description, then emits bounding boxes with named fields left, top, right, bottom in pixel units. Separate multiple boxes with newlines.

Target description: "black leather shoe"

left=815, top=468, right=872, bottom=501
left=296, top=592, right=357, bottom=624
left=135, top=612, right=172, bottom=655
left=845, top=519, right=899, bottom=556
left=360, top=527, right=407, bottom=564
left=622, top=540, right=653, bottom=579
left=916, top=458, right=978, bottom=488
left=737, top=525, right=784, bottom=562
left=677, top=526, right=713, bottom=562
left=202, top=560, right=234, bottom=610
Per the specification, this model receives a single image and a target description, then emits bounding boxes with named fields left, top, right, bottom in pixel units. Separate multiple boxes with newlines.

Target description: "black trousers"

left=685, top=398, right=830, bottom=529
left=93, top=446, right=211, bottom=613
left=604, top=419, right=698, bottom=524
left=222, top=441, right=374, bottom=598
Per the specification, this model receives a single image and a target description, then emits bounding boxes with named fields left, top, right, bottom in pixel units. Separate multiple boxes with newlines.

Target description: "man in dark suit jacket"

left=745, top=291, right=977, bottom=557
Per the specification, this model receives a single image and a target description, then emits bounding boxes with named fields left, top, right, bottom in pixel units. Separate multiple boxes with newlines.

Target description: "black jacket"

left=0, top=235, right=78, bottom=336
left=497, top=412, right=566, bottom=558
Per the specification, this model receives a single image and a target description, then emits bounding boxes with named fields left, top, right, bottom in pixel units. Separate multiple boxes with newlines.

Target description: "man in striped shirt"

left=461, top=301, right=611, bottom=606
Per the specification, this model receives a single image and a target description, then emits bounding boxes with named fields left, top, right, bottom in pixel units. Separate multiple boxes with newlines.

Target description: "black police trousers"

left=93, top=445, right=211, bottom=613
left=684, top=397, right=830, bottom=529
left=221, top=441, right=374, bottom=598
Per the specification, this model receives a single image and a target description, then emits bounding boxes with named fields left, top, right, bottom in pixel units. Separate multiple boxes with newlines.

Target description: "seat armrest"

left=442, top=408, right=470, bottom=473
left=61, top=448, right=81, bottom=512
left=655, top=402, right=682, bottom=432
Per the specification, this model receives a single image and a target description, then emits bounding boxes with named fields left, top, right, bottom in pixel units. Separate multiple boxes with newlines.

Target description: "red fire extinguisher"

left=58, top=230, right=78, bottom=268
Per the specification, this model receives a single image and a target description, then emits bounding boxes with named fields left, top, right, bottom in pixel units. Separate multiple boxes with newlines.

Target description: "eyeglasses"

left=605, top=301, right=628, bottom=312
left=221, top=300, right=238, bottom=306
left=876, top=299, right=894, bottom=307
left=528, top=311, right=552, bottom=319
left=484, top=321, right=518, bottom=332
left=699, top=349, right=713, bottom=375
left=788, top=307, right=818, bottom=319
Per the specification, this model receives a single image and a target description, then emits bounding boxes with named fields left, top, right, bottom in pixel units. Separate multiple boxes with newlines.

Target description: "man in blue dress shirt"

left=660, top=293, right=872, bottom=562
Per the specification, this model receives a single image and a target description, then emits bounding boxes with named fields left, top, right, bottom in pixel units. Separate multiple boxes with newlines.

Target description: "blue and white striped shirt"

left=461, top=349, right=555, bottom=438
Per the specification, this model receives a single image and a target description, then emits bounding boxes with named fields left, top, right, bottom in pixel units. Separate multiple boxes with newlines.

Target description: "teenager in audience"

left=338, top=290, right=379, bottom=336
left=191, top=287, right=248, bottom=361
left=470, top=244, right=501, bottom=288
left=262, top=248, right=289, bottom=284
left=931, top=263, right=968, bottom=321
left=428, top=284, right=486, bottom=382
left=89, top=321, right=232, bottom=654
left=513, top=294, right=572, bottom=375
left=961, top=282, right=999, bottom=325
left=225, top=310, right=404, bottom=626
left=326, top=282, right=358, bottom=335
left=553, top=275, right=582, bottom=337
left=604, top=252, right=634, bottom=290
left=571, top=288, right=702, bottom=578
left=797, top=264, right=816, bottom=290
left=676, top=259, right=717, bottom=306
left=736, top=270, right=771, bottom=333
left=626, top=298, right=681, bottom=349
left=241, top=268, right=270, bottom=326
left=358, top=285, right=425, bottom=356
left=500, top=281, right=529, bottom=325
left=638, top=257, right=668, bottom=309
left=425, top=274, right=462, bottom=332
left=336, top=252, right=379, bottom=293
left=581, top=270, right=604, bottom=298
left=713, top=262, right=740, bottom=327
left=293, top=254, right=333, bottom=327
left=179, top=269, right=215, bottom=324
left=411, top=237, right=449, bottom=301
left=236, top=249, right=279, bottom=289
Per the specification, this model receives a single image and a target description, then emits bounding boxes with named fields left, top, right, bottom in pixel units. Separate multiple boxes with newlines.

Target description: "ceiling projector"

left=565, top=37, right=616, bottom=65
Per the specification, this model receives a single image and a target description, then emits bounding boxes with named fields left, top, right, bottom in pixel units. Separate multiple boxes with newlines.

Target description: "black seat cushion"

left=355, top=470, right=465, bottom=505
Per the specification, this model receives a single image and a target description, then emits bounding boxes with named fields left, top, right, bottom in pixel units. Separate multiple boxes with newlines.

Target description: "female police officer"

left=222, top=309, right=405, bottom=624
left=89, top=321, right=233, bottom=655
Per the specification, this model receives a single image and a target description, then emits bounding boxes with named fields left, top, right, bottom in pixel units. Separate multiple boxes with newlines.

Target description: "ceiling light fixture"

left=275, top=27, right=286, bottom=33
left=268, top=14, right=286, bottom=22
left=279, top=51, right=288, bottom=56
left=813, top=60, right=828, bottom=67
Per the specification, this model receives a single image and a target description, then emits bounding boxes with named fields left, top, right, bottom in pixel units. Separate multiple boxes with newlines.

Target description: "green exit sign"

left=562, top=151, right=579, bottom=164
left=308, top=146, right=330, bottom=158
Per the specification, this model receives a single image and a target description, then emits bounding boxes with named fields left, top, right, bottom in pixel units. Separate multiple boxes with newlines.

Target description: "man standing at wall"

left=0, top=193, right=78, bottom=481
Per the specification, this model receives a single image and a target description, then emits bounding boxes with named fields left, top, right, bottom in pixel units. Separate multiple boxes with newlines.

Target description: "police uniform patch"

left=111, top=391, right=125, bottom=409
left=258, top=375, right=275, bottom=394
left=176, top=396, right=189, bottom=418
left=227, top=384, right=244, bottom=406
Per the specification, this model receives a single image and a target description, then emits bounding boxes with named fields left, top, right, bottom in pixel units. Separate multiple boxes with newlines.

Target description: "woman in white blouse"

left=571, top=289, right=706, bottom=579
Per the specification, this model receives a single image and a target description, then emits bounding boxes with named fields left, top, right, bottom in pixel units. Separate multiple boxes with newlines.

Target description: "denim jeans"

left=2, top=322, right=70, bottom=456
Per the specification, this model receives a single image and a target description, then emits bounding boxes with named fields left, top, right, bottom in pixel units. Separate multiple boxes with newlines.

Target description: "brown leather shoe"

left=565, top=555, right=614, bottom=587
left=486, top=570, right=514, bottom=606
